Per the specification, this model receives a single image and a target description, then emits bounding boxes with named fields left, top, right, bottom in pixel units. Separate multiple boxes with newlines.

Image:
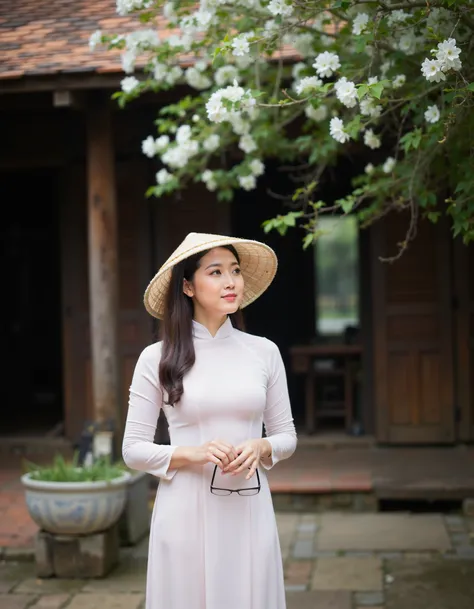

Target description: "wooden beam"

left=0, top=73, right=123, bottom=94
left=86, top=91, right=121, bottom=432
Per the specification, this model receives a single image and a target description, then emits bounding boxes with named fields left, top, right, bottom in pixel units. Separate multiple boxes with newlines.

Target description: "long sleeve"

left=122, top=344, right=177, bottom=481
left=261, top=340, right=297, bottom=470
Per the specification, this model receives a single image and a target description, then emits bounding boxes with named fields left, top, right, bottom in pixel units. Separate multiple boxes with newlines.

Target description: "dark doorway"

left=0, top=169, right=63, bottom=436
left=231, top=162, right=315, bottom=429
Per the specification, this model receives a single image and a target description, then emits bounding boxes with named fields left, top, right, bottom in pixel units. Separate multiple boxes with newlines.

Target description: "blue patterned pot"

left=21, top=471, right=132, bottom=535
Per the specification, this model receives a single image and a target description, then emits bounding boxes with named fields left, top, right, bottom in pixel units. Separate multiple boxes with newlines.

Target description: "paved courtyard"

left=1, top=511, right=474, bottom=609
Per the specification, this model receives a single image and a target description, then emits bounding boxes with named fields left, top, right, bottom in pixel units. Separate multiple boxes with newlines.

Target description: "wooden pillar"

left=86, top=91, right=120, bottom=434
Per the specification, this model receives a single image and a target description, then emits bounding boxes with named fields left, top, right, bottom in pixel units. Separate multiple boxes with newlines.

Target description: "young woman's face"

left=184, top=247, right=245, bottom=318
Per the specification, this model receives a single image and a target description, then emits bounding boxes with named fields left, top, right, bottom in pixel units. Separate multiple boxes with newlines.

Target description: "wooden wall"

left=371, top=213, right=455, bottom=444
left=454, top=241, right=474, bottom=442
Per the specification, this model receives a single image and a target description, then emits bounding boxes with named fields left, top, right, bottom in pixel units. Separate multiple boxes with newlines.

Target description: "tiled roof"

left=0, top=0, right=298, bottom=82
left=0, top=0, right=145, bottom=80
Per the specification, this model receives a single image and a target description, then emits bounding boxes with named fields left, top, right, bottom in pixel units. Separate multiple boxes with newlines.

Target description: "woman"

left=123, top=232, right=297, bottom=609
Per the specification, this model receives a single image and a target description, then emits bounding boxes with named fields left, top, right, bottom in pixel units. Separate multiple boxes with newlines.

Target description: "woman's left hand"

left=224, top=438, right=271, bottom=480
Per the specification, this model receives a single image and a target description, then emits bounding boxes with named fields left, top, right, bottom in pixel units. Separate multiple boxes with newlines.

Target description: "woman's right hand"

left=191, top=440, right=238, bottom=470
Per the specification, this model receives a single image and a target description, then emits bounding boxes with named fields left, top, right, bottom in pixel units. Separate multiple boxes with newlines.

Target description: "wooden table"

left=289, top=344, right=362, bottom=434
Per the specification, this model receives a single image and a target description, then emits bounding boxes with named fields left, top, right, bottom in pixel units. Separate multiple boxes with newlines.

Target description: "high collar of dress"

left=192, top=317, right=234, bottom=341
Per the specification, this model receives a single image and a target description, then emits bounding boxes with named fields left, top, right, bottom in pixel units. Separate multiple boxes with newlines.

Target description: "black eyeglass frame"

left=210, top=464, right=261, bottom=496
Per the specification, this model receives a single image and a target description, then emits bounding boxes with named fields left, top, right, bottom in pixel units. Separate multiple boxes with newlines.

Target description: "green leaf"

left=370, top=82, right=385, bottom=100
left=427, top=211, right=441, bottom=223
left=340, top=197, right=355, bottom=213
left=467, top=83, right=474, bottom=92
left=262, top=219, right=275, bottom=233
left=303, top=233, right=315, bottom=249
left=357, top=84, right=369, bottom=100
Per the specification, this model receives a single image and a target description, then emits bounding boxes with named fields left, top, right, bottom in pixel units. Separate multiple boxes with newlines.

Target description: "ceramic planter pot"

left=21, top=471, right=132, bottom=536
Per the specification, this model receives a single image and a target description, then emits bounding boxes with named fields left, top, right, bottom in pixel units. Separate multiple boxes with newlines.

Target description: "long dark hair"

left=159, top=245, right=245, bottom=406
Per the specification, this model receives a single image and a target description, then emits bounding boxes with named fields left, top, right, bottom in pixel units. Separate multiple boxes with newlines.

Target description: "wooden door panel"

left=454, top=241, right=474, bottom=440
left=372, top=213, right=454, bottom=443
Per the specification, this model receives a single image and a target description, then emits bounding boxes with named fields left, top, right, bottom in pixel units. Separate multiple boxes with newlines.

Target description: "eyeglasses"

left=210, top=465, right=261, bottom=496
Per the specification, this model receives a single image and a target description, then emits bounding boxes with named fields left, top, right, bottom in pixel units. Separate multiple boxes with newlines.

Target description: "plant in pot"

left=21, top=453, right=131, bottom=536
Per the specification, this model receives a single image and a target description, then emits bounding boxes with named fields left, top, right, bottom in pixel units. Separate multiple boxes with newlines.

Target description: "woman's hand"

left=224, top=438, right=272, bottom=480
left=190, top=439, right=238, bottom=471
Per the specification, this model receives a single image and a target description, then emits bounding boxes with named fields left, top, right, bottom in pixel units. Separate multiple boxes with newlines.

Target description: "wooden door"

left=371, top=213, right=454, bottom=443
left=454, top=241, right=474, bottom=441
left=60, top=160, right=152, bottom=441
left=153, top=185, right=231, bottom=268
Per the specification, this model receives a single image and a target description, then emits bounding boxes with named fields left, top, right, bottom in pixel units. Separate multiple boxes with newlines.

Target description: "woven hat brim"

left=143, top=237, right=278, bottom=320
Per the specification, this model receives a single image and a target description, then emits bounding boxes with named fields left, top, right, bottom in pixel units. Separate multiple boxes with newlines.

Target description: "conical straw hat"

left=144, top=232, right=278, bottom=319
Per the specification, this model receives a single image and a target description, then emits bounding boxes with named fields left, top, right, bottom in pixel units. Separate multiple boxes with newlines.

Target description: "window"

left=314, top=216, right=359, bottom=336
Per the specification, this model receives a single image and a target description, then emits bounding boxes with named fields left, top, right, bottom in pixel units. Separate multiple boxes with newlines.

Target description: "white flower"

left=116, top=0, right=151, bottom=16
left=305, top=104, right=328, bottom=122
left=206, top=92, right=227, bottom=123
left=203, top=134, right=220, bottom=152
left=293, top=33, right=314, bottom=57
left=202, top=170, right=217, bottom=191
left=363, top=129, right=381, bottom=149
left=89, top=30, right=102, bottom=51
left=224, top=82, right=245, bottom=103
left=156, top=168, right=173, bottom=185
left=334, top=77, right=358, bottom=108
left=176, top=125, right=192, bottom=144
left=380, top=60, right=393, bottom=77
left=352, top=13, right=369, bottom=36
left=313, top=52, right=341, bottom=78
left=192, top=114, right=200, bottom=123
left=295, top=76, right=323, bottom=95
left=121, top=50, right=136, bottom=74
left=153, top=62, right=167, bottom=81
left=292, top=62, right=306, bottom=81
left=194, top=60, right=208, bottom=72
left=360, top=98, right=382, bottom=118
left=387, top=10, right=409, bottom=26
left=435, top=38, right=462, bottom=71
left=232, top=35, right=251, bottom=57
left=264, top=19, right=280, bottom=39
left=121, top=76, right=140, bottom=93
left=195, top=9, right=214, bottom=31
left=392, top=74, right=406, bottom=89
left=383, top=157, right=396, bottom=174
left=398, top=33, right=417, bottom=55
left=126, top=29, right=160, bottom=51
left=239, top=134, right=257, bottom=154
left=421, top=58, right=446, bottom=83
left=206, top=83, right=248, bottom=123
left=229, top=115, right=251, bottom=135
left=329, top=117, right=350, bottom=144
left=320, top=35, right=334, bottom=48
left=268, top=0, right=294, bottom=17
left=365, top=163, right=375, bottom=175
left=163, top=2, right=176, bottom=20
left=424, top=104, right=440, bottom=124
left=215, top=65, right=240, bottom=86
left=180, top=14, right=200, bottom=35
left=142, top=136, right=156, bottom=158
left=167, top=33, right=193, bottom=51
left=156, top=135, right=170, bottom=152
left=368, top=76, right=378, bottom=85
left=162, top=139, right=198, bottom=168
left=249, top=159, right=265, bottom=176
left=238, top=174, right=257, bottom=191
left=166, top=66, right=183, bottom=85
left=235, top=54, right=254, bottom=70
left=185, top=66, right=212, bottom=90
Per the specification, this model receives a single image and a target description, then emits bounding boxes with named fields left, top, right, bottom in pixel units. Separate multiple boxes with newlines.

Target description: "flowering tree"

left=90, top=0, right=474, bottom=257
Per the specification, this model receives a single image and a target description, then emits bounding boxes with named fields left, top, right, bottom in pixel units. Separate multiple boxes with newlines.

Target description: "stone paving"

left=1, top=511, right=474, bottom=608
